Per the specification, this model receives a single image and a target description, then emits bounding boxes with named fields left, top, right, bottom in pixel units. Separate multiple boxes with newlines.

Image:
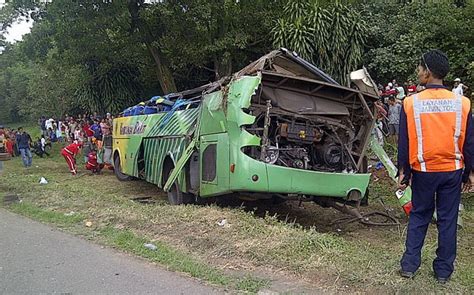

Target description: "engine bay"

left=242, top=73, right=375, bottom=173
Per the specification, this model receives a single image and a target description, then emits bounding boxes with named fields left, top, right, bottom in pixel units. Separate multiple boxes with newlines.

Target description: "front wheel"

left=114, top=155, right=132, bottom=181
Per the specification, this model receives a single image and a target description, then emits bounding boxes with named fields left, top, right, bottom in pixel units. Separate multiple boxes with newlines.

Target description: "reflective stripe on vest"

left=412, top=95, right=426, bottom=171
left=453, top=94, right=463, bottom=169
left=412, top=94, right=463, bottom=172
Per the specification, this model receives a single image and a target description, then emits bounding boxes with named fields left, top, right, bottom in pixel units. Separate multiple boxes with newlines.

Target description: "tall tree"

left=272, top=0, right=367, bottom=84
left=128, top=0, right=177, bottom=94
left=361, top=0, right=474, bottom=85
left=149, top=0, right=283, bottom=82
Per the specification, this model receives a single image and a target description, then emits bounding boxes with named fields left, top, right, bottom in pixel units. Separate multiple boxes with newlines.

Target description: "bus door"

left=199, top=133, right=230, bottom=197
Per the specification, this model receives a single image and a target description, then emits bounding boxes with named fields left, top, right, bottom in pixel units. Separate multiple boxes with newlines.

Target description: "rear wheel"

left=114, top=155, right=132, bottom=181
left=360, top=156, right=369, bottom=206
left=166, top=167, right=194, bottom=205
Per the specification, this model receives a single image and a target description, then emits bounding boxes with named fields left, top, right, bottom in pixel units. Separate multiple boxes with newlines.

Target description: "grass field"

left=1, top=125, right=473, bottom=293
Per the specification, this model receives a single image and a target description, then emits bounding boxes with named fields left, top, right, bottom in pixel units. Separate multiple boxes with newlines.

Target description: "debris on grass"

left=144, top=243, right=158, bottom=251
left=39, top=177, right=48, bottom=184
left=217, top=218, right=228, bottom=227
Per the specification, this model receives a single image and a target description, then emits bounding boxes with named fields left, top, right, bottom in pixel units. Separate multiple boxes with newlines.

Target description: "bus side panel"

left=200, top=91, right=228, bottom=135
left=142, top=108, right=201, bottom=189
left=143, top=137, right=187, bottom=187
left=113, top=114, right=158, bottom=177
left=114, top=109, right=199, bottom=181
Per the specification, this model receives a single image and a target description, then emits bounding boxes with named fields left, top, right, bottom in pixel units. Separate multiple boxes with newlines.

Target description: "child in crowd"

left=40, top=135, right=50, bottom=157
left=5, top=135, right=14, bottom=156
left=74, top=126, right=82, bottom=142
left=56, top=123, right=63, bottom=142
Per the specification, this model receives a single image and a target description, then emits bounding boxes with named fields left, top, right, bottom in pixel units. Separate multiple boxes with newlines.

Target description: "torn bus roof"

left=235, top=48, right=339, bottom=84
left=122, top=48, right=375, bottom=115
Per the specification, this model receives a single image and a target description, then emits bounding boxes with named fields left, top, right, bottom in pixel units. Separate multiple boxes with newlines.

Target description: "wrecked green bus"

left=113, top=49, right=378, bottom=207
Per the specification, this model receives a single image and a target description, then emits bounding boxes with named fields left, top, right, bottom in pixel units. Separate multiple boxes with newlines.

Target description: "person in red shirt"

left=5, top=136, right=14, bottom=156
left=85, top=150, right=104, bottom=174
left=407, top=80, right=417, bottom=95
left=82, top=121, right=94, bottom=139
left=61, top=141, right=82, bottom=175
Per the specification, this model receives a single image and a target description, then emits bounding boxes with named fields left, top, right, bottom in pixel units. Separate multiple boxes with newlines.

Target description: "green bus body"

left=113, top=50, right=378, bottom=204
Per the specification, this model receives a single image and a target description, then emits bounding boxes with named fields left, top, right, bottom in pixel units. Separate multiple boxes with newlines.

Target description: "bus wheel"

left=114, top=155, right=131, bottom=181
left=167, top=169, right=193, bottom=205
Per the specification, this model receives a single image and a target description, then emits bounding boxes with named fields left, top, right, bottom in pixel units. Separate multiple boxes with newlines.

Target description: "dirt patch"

left=3, top=194, right=20, bottom=206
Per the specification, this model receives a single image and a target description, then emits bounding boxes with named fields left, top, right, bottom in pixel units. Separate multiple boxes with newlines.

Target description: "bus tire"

left=167, top=168, right=193, bottom=205
left=114, top=155, right=132, bottom=181
left=360, top=155, right=369, bottom=206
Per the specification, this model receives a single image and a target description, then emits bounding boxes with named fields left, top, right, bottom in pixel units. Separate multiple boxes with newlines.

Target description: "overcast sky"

left=1, top=0, right=162, bottom=43
left=4, top=17, right=34, bottom=43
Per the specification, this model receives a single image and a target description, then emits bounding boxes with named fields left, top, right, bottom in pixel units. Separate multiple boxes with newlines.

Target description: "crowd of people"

left=0, top=126, right=34, bottom=167
left=41, top=113, right=115, bottom=175
left=0, top=112, right=116, bottom=176
left=372, top=77, right=469, bottom=147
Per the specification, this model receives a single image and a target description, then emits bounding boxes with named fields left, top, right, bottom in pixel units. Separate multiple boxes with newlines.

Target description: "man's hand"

left=462, top=172, right=474, bottom=193
left=398, top=173, right=410, bottom=190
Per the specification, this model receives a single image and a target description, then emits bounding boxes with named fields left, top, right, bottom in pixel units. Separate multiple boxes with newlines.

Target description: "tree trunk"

left=214, top=55, right=232, bottom=80
left=128, top=0, right=177, bottom=94
left=212, top=0, right=233, bottom=80
left=146, top=44, right=177, bottom=94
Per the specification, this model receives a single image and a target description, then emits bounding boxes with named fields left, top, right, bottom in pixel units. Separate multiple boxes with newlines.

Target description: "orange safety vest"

left=404, top=88, right=471, bottom=172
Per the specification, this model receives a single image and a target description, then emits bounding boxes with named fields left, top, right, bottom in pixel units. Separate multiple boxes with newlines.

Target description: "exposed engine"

left=242, top=86, right=369, bottom=173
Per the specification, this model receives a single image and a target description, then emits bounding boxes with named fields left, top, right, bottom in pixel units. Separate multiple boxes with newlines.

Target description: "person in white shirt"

left=45, top=118, right=54, bottom=137
left=395, top=83, right=406, bottom=100
left=452, top=78, right=468, bottom=96
left=40, top=135, right=50, bottom=157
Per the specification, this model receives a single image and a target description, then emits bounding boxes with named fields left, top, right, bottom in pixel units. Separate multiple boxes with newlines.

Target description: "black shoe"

left=436, top=276, right=450, bottom=284
left=399, top=269, right=415, bottom=278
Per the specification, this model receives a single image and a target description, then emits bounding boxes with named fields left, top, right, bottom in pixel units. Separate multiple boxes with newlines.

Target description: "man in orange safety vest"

left=397, top=50, right=473, bottom=283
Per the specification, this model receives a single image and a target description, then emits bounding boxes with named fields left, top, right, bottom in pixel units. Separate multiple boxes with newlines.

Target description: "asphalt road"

left=0, top=209, right=222, bottom=294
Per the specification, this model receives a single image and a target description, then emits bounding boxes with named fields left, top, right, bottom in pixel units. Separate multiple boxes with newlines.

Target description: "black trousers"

left=401, top=169, right=462, bottom=278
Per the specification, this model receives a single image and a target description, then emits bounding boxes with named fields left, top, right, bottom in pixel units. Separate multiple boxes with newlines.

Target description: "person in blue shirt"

left=49, top=127, right=57, bottom=142
left=17, top=127, right=32, bottom=168
left=91, top=119, right=102, bottom=141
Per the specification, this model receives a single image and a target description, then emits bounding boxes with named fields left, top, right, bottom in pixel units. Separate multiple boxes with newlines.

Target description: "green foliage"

left=361, top=0, right=474, bottom=85
left=272, top=0, right=367, bottom=84
left=0, top=0, right=281, bottom=121
left=147, top=0, right=282, bottom=84
left=0, top=0, right=473, bottom=123
left=75, top=64, right=143, bottom=115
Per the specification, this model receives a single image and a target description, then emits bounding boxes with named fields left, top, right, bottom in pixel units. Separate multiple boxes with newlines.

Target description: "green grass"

left=1, top=123, right=473, bottom=293
left=99, top=227, right=269, bottom=293
left=8, top=202, right=84, bottom=225
left=99, top=227, right=231, bottom=286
